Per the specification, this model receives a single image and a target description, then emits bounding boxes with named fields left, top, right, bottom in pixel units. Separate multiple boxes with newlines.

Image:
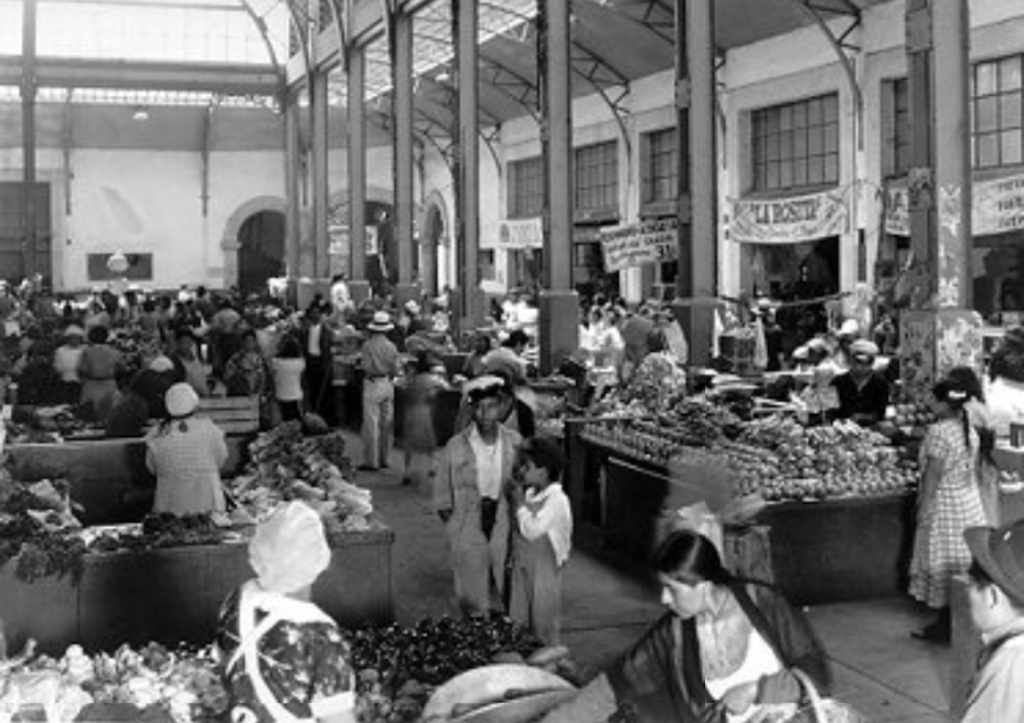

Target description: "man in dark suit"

left=300, top=304, right=333, bottom=423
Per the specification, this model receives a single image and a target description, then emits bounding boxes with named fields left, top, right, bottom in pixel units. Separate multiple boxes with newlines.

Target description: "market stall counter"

left=5, top=436, right=249, bottom=526
left=0, top=516, right=395, bottom=655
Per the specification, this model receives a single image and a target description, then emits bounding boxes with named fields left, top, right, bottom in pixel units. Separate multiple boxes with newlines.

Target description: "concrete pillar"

left=538, top=0, right=579, bottom=374
left=311, top=70, right=330, bottom=282
left=21, top=0, right=37, bottom=280
left=454, top=0, right=483, bottom=337
left=284, top=94, right=302, bottom=306
left=392, top=8, right=418, bottom=305
left=347, top=45, right=370, bottom=303
left=901, top=0, right=981, bottom=400
left=672, top=0, right=717, bottom=367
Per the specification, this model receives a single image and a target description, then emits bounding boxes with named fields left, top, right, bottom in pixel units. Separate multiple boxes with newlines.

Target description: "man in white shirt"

left=961, top=520, right=1024, bottom=723
left=434, top=375, right=522, bottom=615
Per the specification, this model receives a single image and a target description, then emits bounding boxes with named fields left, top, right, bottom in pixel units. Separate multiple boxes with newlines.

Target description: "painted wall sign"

left=886, top=171, right=1024, bottom=237
left=494, top=217, right=544, bottom=249
left=730, top=186, right=850, bottom=244
left=599, top=218, right=679, bottom=272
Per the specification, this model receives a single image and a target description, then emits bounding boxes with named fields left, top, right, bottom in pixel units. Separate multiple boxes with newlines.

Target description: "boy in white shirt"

left=510, top=436, right=573, bottom=646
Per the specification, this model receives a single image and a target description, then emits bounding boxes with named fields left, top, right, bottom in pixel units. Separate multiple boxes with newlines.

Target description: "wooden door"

left=0, top=182, right=51, bottom=283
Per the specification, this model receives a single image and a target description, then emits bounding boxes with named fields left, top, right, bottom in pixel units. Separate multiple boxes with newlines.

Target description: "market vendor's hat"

left=965, top=520, right=1024, bottom=606
left=63, top=325, right=85, bottom=337
left=838, top=319, right=861, bottom=338
left=404, top=299, right=421, bottom=315
left=149, top=355, right=175, bottom=373
left=850, top=339, right=880, bottom=362
left=463, top=374, right=506, bottom=401
left=367, top=310, right=394, bottom=332
left=165, top=382, right=199, bottom=418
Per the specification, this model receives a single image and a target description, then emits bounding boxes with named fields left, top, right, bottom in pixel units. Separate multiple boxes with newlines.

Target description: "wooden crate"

left=198, top=396, right=260, bottom=435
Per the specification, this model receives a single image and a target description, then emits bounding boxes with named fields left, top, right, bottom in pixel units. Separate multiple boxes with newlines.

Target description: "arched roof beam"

left=478, top=52, right=540, bottom=124
left=282, top=0, right=315, bottom=92
left=786, top=0, right=864, bottom=148
left=239, top=0, right=288, bottom=107
left=569, top=40, right=632, bottom=166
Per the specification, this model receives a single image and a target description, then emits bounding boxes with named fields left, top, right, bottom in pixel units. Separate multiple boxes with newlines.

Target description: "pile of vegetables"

left=0, top=614, right=560, bottom=723
left=0, top=642, right=228, bottom=723
left=84, top=514, right=235, bottom=554
left=226, top=422, right=373, bottom=532
left=0, top=476, right=87, bottom=583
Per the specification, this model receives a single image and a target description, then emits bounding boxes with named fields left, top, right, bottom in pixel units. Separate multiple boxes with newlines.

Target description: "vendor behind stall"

left=147, top=382, right=227, bottom=516
left=216, top=500, right=356, bottom=723
left=831, top=340, right=890, bottom=427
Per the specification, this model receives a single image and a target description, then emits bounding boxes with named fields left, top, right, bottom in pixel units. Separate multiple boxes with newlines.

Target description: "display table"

left=754, top=495, right=916, bottom=605
left=566, top=423, right=922, bottom=604
left=6, top=437, right=250, bottom=526
left=0, top=518, right=395, bottom=655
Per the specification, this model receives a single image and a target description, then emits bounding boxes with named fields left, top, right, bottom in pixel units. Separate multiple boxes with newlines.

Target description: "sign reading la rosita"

left=599, top=218, right=679, bottom=272
left=730, top=186, right=850, bottom=245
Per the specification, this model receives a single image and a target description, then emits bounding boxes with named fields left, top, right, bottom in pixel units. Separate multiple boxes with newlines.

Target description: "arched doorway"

left=237, top=210, right=286, bottom=295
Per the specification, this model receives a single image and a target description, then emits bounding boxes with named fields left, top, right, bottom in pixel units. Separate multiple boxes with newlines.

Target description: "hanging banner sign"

left=730, top=186, right=850, bottom=244
left=886, top=171, right=1024, bottom=237
left=495, top=218, right=544, bottom=249
left=600, top=218, right=678, bottom=272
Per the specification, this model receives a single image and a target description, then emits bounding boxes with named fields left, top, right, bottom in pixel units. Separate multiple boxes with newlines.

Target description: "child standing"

left=510, top=436, right=573, bottom=646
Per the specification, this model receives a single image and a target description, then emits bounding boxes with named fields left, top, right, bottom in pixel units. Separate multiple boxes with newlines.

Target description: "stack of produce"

left=226, top=421, right=373, bottom=532
left=0, top=476, right=87, bottom=583
left=724, top=417, right=919, bottom=502
left=581, top=400, right=742, bottom=465
left=0, top=615, right=552, bottom=723
left=887, top=401, right=937, bottom=438
left=82, top=513, right=238, bottom=554
left=0, top=642, right=228, bottom=723
left=347, top=613, right=548, bottom=723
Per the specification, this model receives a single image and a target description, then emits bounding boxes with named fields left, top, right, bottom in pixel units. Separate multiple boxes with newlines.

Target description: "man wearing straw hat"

left=961, top=519, right=1024, bottom=722
left=359, top=311, right=400, bottom=472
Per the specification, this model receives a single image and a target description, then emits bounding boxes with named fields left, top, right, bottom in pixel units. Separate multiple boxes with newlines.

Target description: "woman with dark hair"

left=908, top=372, right=989, bottom=642
left=78, top=325, right=121, bottom=421
left=540, top=529, right=829, bottom=723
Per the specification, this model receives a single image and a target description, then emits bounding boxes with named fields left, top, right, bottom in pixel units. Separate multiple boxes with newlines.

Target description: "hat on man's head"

left=792, top=346, right=810, bottom=362
left=838, top=319, right=861, bottom=338
left=965, top=520, right=1024, bottom=606
left=165, top=382, right=199, bottom=418
left=64, top=325, right=85, bottom=338
left=249, top=500, right=331, bottom=594
left=367, top=311, right=394, bottom=333
left=404, top=300, right=421, bottom=316
left=463, top=374, right=506, bottom=402
left=148, top=355, right=175, bottom=373
left=850, top=339, right=880, bottom=362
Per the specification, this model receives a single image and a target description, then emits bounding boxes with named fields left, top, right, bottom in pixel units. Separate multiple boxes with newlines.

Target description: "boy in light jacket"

left=509, top=436, right=573, bottom=646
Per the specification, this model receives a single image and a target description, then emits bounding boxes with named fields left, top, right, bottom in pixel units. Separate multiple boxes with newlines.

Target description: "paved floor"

left=347, top=433, right=955, bottom=722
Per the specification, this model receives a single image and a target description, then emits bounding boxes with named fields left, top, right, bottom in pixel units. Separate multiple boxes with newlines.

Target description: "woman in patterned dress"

left=216, top=501, right=356, bottom=723
left=908, top=374, right=988, bottom=642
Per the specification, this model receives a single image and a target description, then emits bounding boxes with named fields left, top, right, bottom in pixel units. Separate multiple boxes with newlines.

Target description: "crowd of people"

left=4, top=273, right=1024, bottom=722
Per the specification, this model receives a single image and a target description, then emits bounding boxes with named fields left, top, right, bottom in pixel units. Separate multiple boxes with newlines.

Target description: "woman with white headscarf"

left=216, top=501, right=356, bottom=723
left=147, top=382, right=227, bottom=516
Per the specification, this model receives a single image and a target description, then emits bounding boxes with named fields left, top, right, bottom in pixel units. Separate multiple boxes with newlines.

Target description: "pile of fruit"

left=226, top=422, right=373, bottom=532
left=83, top=514, right=240, bottom=555
left=727, top=417, right=919, bottom=502
left=887, top=401, right=937, bottom=438
left=581, top=401, right=742, bottom=465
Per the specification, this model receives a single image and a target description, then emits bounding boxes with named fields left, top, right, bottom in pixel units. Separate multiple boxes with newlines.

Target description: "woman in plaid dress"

left=908, top=374, right=987, bottom=642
